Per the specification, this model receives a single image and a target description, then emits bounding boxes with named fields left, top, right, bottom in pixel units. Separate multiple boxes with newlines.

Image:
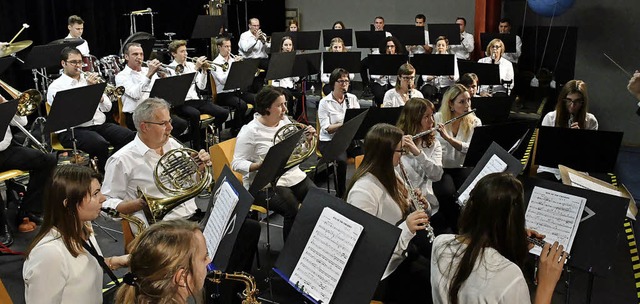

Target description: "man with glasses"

left=47, top=47, right=135, bottom=173
left=450, top=17, right=474, bottom=60
left=238, top=18, right=270, bottom=92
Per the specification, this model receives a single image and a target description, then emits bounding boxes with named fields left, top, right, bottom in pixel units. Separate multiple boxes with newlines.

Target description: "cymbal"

left=0, top=40, right=32, bottom=58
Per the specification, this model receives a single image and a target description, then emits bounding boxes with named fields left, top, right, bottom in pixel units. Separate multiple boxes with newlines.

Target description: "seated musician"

left=320, top=38, right=354, bottom=96
left=47, top=47, right=136, bottom=173
left=538, top=80, right=598, bottom=180
left=232, top=86, right=316, bottom=240
left=317, top=68, right=361, bottom=198
left=396, top=98, right=445, bottom=231
left=433, top=84, right=481, bottom=231
left=431, top=173, right=566, bottom=304
left=477, top=39, right=514, bottom=96
left=271, top=36, right=302, bottom=118
left=458, top=72, right=490, bottom=97
left=370, top=36, right=405, bottom=107
left=115, top=42, right=188, bottom=137
left=116, top=219, right=210, bottom=304
left=382, top=63, right=423, bottom=107
left=0, top=95, right=56, bottom=246
left=65, top=15, right=90, bottom=55
left=345, top=123, right=431, bottom=303
left=211, top=37, right=256, bottom=135
left=167, top=40, right=230, bottom=150
left=419, top=36, right=459, bottom=102
left=23, top=165, right=130, bottom=303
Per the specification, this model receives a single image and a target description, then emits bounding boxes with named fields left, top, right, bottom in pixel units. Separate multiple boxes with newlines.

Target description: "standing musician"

left=232, top=86, right=316, bottom=240
left=47, top=47, right=136, bottom=173
left=478, top=39, right=514, bottom=96
left=382, top=63, right=423, bottom=107
left=317, top=68, right=361, bottom=198
left=345, top=123, right=431, bottom=303
left=238, top=18, right=270, bottom=92
left=211, top=37, right=256, bottom=135
left=167, top=40, right=230, bottom=150
left=115, top=42, right=188, bottom=137
left=450, top=17, right=474, bottom=60
left=0, top=95, right=57, bottom=246
left=65, top=15, right=90, bottom=55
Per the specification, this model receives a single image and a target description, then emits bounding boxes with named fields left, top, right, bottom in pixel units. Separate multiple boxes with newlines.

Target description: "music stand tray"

left=191, top=15, right=225, bottom=39
left=23, top=42, right=82, bottom=70
left=149, top=73, right=196, bottom=107
left=457, top=60, right=501, bottom=85
left=410, top=54, right=455, bottom=76
left=471, top=95, right=514, bottom=125
left=44, top=83, right=107, bottom=133
left=480, top=33, right=517, bottom=53
left=292, top=52, right=322, bottom=78
left=355, top=31, right=386, bottom=49
left=321, top=110, right=368, bottom=163
left=346, top=107, right=403, bottom=140
left=265, top=52, right=296, bottom=81
left=223, top=59, right=260, bottom=92
left=368, top=54, right=409, bottom=75
left=384, top=24, right=425, bottom=46
left=427, top=24, right=461, bottom=45
left=463, top=120, right=535, bottom=167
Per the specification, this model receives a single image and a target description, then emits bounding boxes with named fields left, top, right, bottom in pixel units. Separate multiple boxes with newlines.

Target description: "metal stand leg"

left=91, top=221, right=118, bottom=242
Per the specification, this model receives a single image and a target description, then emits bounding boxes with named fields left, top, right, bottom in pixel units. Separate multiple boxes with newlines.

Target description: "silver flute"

left=412, top=108, right=477, bottom=140
left=398, top=162, right=435, bottom=242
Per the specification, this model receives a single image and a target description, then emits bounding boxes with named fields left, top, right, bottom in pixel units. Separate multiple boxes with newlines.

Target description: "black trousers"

left=432, top=167, right=474, bottom=232
left=59, top=123, right=136, bottom=173
left=318, top=140, right=362, bottom=198
left=371, top=82, right=393, bottom=107
left=173, top=100, right=230, bottom=150
left=374, top=244, right=432, bottom=304
left=0, top=146, right=57, bottom=213
left=216, top=92, right=256, bottom=130
left=124, top=112, right=188, bottom=139
left=253, top=176, right=315, bottom=240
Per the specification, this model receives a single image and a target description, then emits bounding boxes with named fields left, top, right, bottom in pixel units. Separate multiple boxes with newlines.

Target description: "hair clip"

left=123, top=272, right=138, bottom=286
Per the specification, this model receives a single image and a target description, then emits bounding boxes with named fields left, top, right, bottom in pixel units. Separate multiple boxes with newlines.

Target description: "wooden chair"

left=44, top=103, right=73, bottom=153
left=0, top=278, right=12, bottom=304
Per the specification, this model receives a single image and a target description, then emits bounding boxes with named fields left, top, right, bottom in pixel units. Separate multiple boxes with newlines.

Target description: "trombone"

left=0, top=79, right=49, bottom=153
left=79, top=70, right=125, bottom=102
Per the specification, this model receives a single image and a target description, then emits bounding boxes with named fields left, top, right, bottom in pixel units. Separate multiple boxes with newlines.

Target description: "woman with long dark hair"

left=370, top=36, right=405, bottom=107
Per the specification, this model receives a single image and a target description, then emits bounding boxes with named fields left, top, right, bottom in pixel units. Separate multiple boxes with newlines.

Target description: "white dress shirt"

left=102, top=135, right=198, bottom=230
left=382, top=88, right=424, bottom=107
left=232, top=114, right=308, bottom=189
left=450, top=31, right=474, bottom=60
left=47, top=73, right=111, bottom=127
left=371, top=75, right=397, bottom=87
left=431, top=234, right=531, bottom=304
left=238, top=30, right=269, bottom=59
left=23, top=228, right=103, bottom=304
left=168, top=60, right=207, bottom=100
left=434, top=112, right=482, bottom=168
left=115, top=65, right=155, bottom=113
left=477, top=57, right=514, bottom=94
left=398, top=140, right=443, bottom=214
left=0, top=114, right=26, bottom=151
left=347, top=172, right=414, bottom=280
left=502, top=35, right=522, bottom=64
left=317, top=92, right=360, bottom=141
left=66, top=33, right=90, bottom=55
left=211, top=54, right=236, bottom=94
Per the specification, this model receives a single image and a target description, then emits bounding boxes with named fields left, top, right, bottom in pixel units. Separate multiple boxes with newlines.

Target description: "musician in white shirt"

left=450, top=17, right=474, bottom=60
left=382, top=63, right=424, bottom=108
left=478, top=39, right=514, bottom=96
left=65, top=15, right=89, bottom=55
left=407, top=14, right=433, bottom=55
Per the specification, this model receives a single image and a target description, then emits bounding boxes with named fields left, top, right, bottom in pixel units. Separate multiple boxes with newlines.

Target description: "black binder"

left=463, top=120, right=536, bottom=167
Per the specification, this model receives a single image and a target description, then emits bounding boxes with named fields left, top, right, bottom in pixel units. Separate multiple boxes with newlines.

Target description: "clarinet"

left=399, top=162, right=435, bottom=242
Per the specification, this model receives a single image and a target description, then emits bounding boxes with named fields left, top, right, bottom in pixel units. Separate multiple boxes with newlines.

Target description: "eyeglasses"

left=563, top=98, right=584, bottom=106
left=336, top=79, right=350, bottom=84
left=143, top=119, right=172, bottom=127
left=401, top=76, right=416, bottom=81
left=66, top=60, right=83, bottom=65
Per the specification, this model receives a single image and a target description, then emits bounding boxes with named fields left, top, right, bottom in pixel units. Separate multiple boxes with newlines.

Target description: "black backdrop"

left=0, top=0, right=284, bottom=90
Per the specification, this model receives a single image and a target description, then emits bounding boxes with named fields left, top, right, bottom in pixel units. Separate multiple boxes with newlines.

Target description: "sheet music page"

left=203, top=180, right=239, bottom=258
left=568, top=172, right=635, bottom=220
left=526, top=186, right=586, bottom=256
left=457, top=154, right=508, bottom=205
left=289, top=207, right=363, bottom=303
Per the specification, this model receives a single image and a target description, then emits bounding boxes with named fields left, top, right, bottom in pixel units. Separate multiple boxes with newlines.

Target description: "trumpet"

left=412, top=109, right=477, bottom=140
left=141, top=60, right=184, bottom=75
left=79, top=70, right=125, bottom=102
left=185, top=56, right=228, bottom=72
left=398, top=161, right=435, bottom=243
left=256, top=29, right=269, bottom=43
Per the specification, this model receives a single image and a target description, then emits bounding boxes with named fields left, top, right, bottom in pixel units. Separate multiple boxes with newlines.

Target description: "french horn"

left=273, top=121, right=317, bottom=169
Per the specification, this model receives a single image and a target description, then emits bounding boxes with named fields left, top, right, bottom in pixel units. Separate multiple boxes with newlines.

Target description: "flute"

left=412, top=108, right=477, bottom=140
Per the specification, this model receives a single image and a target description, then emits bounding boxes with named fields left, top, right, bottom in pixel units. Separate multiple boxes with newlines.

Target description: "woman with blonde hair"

left=321, top=37, right=354, bottom=95
left=477, top=38, right=514, bottom=96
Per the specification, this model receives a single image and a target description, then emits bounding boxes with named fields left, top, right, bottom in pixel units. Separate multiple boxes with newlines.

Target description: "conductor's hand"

left=628, top=71, right=640, bottom=100
left=537, top=241, right=567, bottom=298
left=405, top=210, right=429, bottom=234
left=526, top=228, right=545, bottom=250
left=146, top=59, right=162, bottom=78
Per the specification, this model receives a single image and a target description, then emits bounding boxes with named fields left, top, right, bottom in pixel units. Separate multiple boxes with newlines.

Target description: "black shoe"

left=0, top=224, right=13, bottom=247
left=20, top=211, right=44, bottom=226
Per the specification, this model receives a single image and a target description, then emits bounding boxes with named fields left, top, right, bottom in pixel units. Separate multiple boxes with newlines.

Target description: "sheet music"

left=203, top=180, right=239, bottom=258
left=525, top=186, right=586, bottom=256
left=568, top=172, right=635, bottom=220
left=457, top=154, right=508, bottom=205
left=289, top=207, right=363, bottom=303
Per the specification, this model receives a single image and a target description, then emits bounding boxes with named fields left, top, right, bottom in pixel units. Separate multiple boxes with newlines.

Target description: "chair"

left=121, top=219, right=135, bottom=254
left=44, top=103, right=73, bottom=153
left=0, top=278, right=12, bottom=304
left=355, top=154, right=364, bottom=169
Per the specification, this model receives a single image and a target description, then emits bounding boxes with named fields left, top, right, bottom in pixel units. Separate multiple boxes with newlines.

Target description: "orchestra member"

left=450, top=17, right=474, bottom=60
left=420, top=36, right=459, bottom=102
left=232, top=86, right=316, bottom=240
left=478, top=39, right=514, bottom=96
left=361, top=16, right=393, bottom=97
left=238, top=17, right=270, bottom=92
left=333, top=21, right=345, bottom=30
left=458, top=73, right=490, bottom=97
left=23, top=165, right=130, bottom=304
left=47, top=47, right=136, bottom=173
left=271, top=36, right=302, bottom=118
left=321, top=38, right=354, bottom=95
left=167, top=40, right=230, bottom=150
left=407, top=14, right=433, bottom=54
left=66, top=15, right=90, bottom=55
left=498, top=18, right=522, bottom=64
left=383, top=63, right=423, bottom=107
left=371, top=36, right=405, bottom=107
left=346, top=123, right=431, bottom=303
left=287, top=20, right=299, bottom=32
left=317, top=68, right=361, bottom=198
left=432, top=173, right=566, bottom=304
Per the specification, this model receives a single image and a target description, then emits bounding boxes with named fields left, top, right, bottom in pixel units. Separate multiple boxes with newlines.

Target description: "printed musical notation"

left=525, top=186, right=586, bottom=256
left=203, top=180, right=239, bottom=258
left=289, top=207, right=363, bottom=304
left=457, top=154, right=507, bottom=206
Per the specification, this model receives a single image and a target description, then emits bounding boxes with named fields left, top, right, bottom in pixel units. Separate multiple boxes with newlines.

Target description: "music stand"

left=149, top=73, right=196, bottom=107
left=480, top=33, right=517, bottom=53
left=384, top=24, right=425, bottom=46
left=457, top=60, right=501, bottom=85
left=0, top=57, right=15, bottom=75
left=322, top=29, right=353, bottom=47
left=427, top=24, right=461, bottom=45
left=265, top=52, right=295, bottom=81
left=535, top=127, right=623, bottom=173
left=463, top=120, right=535, bottom=167
left=274, top=187, right=401, bottom=303
left=322, top=51, right=362, bottom=74
left=345, top=107, right=403, bottom=140
left=23, top=42, right=81, bottom=70
left=368, top=54, right=409, bottom=75
left=471, top=95, right=514, bottom=125
left=0, top=100, right=18, bottom=141
left=291, top=52, right=321, bottom=78
left=410, top=54, right=455, bottom=76
left=191, top=15, right=226, bottom=39
left=294, top=31, right=321, bottom=51
left=223, top=59, right=260, bottom=92
left=355, top=31, right=386, bottom=49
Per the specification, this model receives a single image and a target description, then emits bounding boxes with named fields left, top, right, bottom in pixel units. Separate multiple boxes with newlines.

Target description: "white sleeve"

left=98, top=94, right=112, bottom=112
left=515, top=35, right=522, bottom=60
left=101, top=156, right=129, bottom=210
left=195, top=71, right=208, bottom=91
left=116, top=72, right=151, bottom=101
left=23, top=244, right=69, bottom=304
left=462, top=33, right=474, bottom=52
left=321, top=73, right=330, bottom=84
left=499, top=274, right=532, bottom=304
left=414, top=144, right=444, bottom=182
left=382, top=90, right=394, bottom=107
left=231, top=127, right=256, bottom=175
left=238, top=33, right=258, bottom=54
left=541, top=112, right=555, bottom=127
left=317, top=100, right=332, bottom=133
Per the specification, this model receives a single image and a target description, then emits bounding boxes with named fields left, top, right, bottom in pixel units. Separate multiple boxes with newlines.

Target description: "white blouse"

left=434, top=112, right=482, bottom=168
left=398, top=140, right=444, bottom=214
left=382, top=88, right=424, bottom=108
left=317, top=92, right=360, bottom=142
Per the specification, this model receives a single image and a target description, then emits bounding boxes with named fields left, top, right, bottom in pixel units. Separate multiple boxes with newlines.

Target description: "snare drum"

left=82, top=55, right=99, bottom=72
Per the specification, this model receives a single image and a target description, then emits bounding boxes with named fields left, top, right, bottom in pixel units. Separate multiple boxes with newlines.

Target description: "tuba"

left=273, top=121, right=317, bottom=169
left=208, top=270, right=260, bottom=304
left=0, top=79, right=48, bottom=153
left=139, top=147, right=212, bottom=224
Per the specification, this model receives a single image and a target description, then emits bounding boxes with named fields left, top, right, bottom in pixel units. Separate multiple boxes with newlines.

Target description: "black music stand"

left=535, top=127, right=623, bottom=173
left=427, top=24, right=461, bottom=45
left=480, top=33, right=517, bottom=53
left=322, top=29, right=353, bottom=47
left=322, top=51, right=362, bottom=74
left=149, top=73, right=196, bottom=106
left=345, top=107, right=403, bottom=140
left=410, top=54, right=455, bottom=76
left=0, top=57, right=16, bottom=75
left=471, top=95, right=514, bottom=125
left=223, top=58, right=260, bottom=92
left=271, top=31, right=321, bottom=53
left=23, top=43, right=80, bottom=70
left=355, top=31, right=386, bottom=49
left=265, top=52, right=295, bottom=81
left=368, top=54, right=409, bottom=75
left=45, top=83, right=107, bottom=134
left=291, top=52, right=321, bottom=78
left=458, top=60, right=501, bottom=85
left=274, top=187, right=401, bottom=304
left=0, top=100, right=18, bottom=141
left=463, top=120, right=535, bottom=167
left=384, top=24, right=425, bottom=46
left=191, top=15, right=226, bottom=39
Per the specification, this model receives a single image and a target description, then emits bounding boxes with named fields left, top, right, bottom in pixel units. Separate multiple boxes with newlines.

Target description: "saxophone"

left=398, top=162, right=435, bottom=242
left=100, top=207, right=146, bottom=236
left=208, top=270, right=260, bottom=304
